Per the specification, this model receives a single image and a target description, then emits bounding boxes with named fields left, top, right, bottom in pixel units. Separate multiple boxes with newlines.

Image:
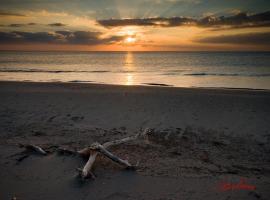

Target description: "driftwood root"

left=77, top=128, right=151, bottom=179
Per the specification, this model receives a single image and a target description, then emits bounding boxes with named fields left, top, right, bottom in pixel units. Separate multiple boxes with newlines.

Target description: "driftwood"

left=81, top=152, right=98, bottom=179
left=91, top=142, right=134, bottom=169
left=78, top=128, right=151, bottom=178
left=17, top=128, right=152, bottom=179
left=13, top=144, right=47, bottom=164
left=19, top=144, right=47, bottom=155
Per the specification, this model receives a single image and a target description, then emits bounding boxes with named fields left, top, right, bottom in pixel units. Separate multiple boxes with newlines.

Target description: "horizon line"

left=1, top=50, right=270, bottom=53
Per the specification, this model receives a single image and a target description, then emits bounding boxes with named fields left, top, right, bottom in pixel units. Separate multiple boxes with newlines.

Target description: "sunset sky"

left=0, top=0, right=270, bottom=51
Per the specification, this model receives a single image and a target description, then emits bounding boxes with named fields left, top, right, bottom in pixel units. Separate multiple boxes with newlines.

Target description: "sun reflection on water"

left=124, top=52, right=134, bottom=85
left=126, top=73, right=133, bottom=85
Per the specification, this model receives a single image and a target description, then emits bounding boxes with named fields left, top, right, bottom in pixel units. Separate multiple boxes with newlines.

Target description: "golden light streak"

left=124, top=52, right=134, bottom=85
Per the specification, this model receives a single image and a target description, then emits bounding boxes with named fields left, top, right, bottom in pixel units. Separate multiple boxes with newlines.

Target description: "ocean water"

left=0, top=51, right=270, bottom=89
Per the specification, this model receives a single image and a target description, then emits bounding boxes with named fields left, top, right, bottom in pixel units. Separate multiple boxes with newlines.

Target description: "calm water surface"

left=0, top=51, right=270, bottom=89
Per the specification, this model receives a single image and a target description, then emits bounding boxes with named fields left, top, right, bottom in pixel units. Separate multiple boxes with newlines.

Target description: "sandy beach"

left=0, top=81, right=270, bottom=200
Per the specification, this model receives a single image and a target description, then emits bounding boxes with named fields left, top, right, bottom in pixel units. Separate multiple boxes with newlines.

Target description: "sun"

left=125, top=37, right=136, bottom=43
left=115, top=26, right=140, bottom=45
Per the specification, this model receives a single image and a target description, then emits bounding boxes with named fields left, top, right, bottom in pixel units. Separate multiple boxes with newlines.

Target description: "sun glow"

left=125, top=37, right=136, bottom=43
left=115, top=26, right=140, bottom=45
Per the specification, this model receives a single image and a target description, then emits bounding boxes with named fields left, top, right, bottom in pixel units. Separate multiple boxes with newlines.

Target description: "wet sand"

left=0, top=81, right=270, bottom=200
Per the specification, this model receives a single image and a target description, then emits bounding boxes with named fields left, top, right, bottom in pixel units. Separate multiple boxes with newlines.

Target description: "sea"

left=0, top=51, right=270, bottom=89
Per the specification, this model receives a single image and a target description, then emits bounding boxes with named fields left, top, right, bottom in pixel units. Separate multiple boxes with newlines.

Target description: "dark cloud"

left=101, top=35, right=125, bottom=44
left=58, top=31, right=101, bottom=44
left=98, top=17, right=196, bottom=27
left=5, top=22, right=66, bottom=27
left=55, top=31, right=71, bottom=36
left=3, top=31, right=63, bottom=43
left=1, top=23, right=37, bottom=27
left=0, top=31, right=124, bottom=45
left=0, top=32, right=19, bottom=42
left=97, top=11, right=270, bottom=29
left=198, top=11, right=270, bottom=28
left=8, top=24, right=25, bottom=27
left=195, top=32, right=270, bottom=45
left=2, top=22, right=65, bottom=27
left=48, top=23, right=66, bottom=27
left=56, top=31, right=124, bottom=45
left=0, top=11, right=25, bottom=17
left=97, top=17, right=196, bottom=28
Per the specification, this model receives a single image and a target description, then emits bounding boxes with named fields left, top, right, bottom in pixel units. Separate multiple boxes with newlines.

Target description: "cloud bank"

left=0, top=31, right=124, bottom=45
left=98, top=17, right=196, bottom=27
left=0, top=23, right=65, bottom=27
left=0, top=11, right=25, bottom=17
left=97, top=11, right=270, bottom=28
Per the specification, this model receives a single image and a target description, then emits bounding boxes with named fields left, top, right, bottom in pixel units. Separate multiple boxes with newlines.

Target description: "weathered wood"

left=20, top=144, right=47, bottom=155
left=15, top=129, right=150, bottom=179
left=77, top=147, right=93, bottom=157
left=77, top=128, right=151, bottom=155
left=91, top=143, right=134, bottom=169
left=81, top=152, right=98, bottom=179
left=103, top=134, right=139, bottom=148
left=77, top=128, right=151, bottom=179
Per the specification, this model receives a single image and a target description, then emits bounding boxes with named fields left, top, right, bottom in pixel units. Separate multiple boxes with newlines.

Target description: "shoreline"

left=1, top=80, right=270, bottom=92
